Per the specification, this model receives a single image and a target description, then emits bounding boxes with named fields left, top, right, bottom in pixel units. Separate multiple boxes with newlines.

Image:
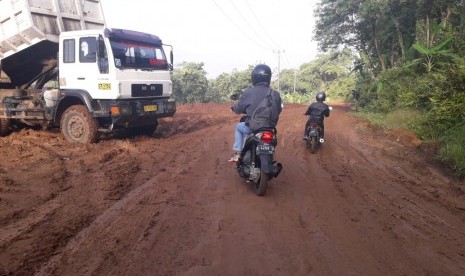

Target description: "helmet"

left=251, top=64, right=272, bottom=85
left=316, top=92, right=326, bottom=102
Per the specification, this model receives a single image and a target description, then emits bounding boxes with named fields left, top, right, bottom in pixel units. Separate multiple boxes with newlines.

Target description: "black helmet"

left=316, top=92, right=326, bottom=102
left=251, top=64, right=272, bottom=85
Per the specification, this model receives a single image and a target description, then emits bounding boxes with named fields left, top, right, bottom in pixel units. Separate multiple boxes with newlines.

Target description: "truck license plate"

left=257, top=145, right=274, bottom=155
left=144, top=105, right=157, bottom=112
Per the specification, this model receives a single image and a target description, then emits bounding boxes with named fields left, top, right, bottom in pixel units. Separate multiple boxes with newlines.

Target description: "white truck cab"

left=0, top=0, right=175, bottom=143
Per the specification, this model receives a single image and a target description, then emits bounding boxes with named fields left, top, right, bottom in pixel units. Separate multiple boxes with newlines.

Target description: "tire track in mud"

left=35, top=118, right=236, bottom=275
left=267, top=103, right=465, bottom=275
left=274, top=104, right=371, bottom=275
left=317, top=105, right=465, bottom=275
left=0, top=136, right=67, bottom=226
left=1, top=135, right=163, bottom=274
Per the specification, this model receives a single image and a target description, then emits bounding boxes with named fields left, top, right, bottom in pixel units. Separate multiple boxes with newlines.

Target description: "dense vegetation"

left=171, top=0, right=464, bottom=176
left=172, top=48, right=357, bottom=105
left=313, top=0, right=465, bottom=176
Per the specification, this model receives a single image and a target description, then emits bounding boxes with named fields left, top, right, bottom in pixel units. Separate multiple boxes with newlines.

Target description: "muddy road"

left=1, top=102, right=464, bottom=276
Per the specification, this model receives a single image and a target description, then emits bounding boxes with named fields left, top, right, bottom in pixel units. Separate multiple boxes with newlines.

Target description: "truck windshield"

left=110, top=39, right=168, bottom=70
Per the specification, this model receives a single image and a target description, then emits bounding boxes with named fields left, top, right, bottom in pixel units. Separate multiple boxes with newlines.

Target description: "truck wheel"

left=61, top=105, right=98, bottom=143
left=0, top=118, right=10, bottom=136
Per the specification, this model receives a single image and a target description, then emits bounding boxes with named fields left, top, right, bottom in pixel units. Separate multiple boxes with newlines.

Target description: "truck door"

left=60, top=36, right=110, bottom=99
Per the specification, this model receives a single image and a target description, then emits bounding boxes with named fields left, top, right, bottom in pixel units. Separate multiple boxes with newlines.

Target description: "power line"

left=242, top=0, right=281, bottom=50
left=274, top=49, right=283, bottom=91
left=283, top=51, right=293, bottom=69
left=228, top=0, right=275, bottom=51
left=211, top=0, right=273, bottom=51
left=241, top=0, right=287, bottom=72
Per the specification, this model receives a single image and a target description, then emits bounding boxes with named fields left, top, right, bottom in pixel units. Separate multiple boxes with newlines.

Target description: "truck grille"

left=131, top=84, right=163, bottom=97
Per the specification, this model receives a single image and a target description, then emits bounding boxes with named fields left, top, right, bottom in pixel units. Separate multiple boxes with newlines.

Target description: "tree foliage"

left=208, top=67, right=252, bottom=103
left=314, top=0, right=418, bottom=74
left=172, top=62, right=209, bottom=104
left=277, top=48, right=357, bottom=102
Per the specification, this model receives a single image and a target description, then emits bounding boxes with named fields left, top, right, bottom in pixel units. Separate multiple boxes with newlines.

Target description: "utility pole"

left=293, top=69, right=296, bottom=93
left=273, top=49, right=283, bottom=92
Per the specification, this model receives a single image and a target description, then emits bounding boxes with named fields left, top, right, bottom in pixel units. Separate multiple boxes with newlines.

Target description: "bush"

left=439, top=121, right=465, bottom=177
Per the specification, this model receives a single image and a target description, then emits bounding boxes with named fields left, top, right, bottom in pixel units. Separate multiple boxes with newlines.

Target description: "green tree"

left=172, top=62, right=209, bottom=104
left=314, top=0, right=417, bottom=75
left=277, top=69, right=306, bottom=95
left=207, top=67, right=252, bottom=103
left=288, top=48, right=357, bottom=102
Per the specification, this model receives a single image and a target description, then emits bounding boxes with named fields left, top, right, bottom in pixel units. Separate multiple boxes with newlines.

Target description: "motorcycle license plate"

left=144, top=105, right=157, bottom=112
left=257, top=145, right=274, bottom=155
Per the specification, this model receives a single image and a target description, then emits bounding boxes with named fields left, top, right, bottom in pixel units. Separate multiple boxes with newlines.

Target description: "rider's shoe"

left=228, top=152, right=241, bottom=162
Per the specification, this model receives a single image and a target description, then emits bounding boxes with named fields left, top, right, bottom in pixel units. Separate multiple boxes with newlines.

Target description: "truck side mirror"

left=97, top=35, right=108, bottom=74
left=163, top=44, right=174, bottom=71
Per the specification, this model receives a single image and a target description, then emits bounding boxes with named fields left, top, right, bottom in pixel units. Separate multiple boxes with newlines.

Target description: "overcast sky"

left=100, top=0, right=319, bottom=78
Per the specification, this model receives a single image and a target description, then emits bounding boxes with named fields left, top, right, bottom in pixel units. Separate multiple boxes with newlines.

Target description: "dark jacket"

left=232, top=83, right=282, bottom=126
left=305, top=101, right=330, bottom=123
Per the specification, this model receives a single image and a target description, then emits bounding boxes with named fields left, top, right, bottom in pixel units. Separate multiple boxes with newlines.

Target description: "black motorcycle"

left=235, top=127, right=282, bottom=196
left=304, top=122, right=324, bottom=154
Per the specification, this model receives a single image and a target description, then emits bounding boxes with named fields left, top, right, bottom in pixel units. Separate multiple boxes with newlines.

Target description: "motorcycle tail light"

left=261, top=131, right=274, bottom=144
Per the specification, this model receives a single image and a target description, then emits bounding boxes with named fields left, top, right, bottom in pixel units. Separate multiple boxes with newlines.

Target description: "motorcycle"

left=304, top=106, right=332, bottom=154
left=304, top=122, right=324, bottom=154
left=235, top=125, right=283, bottom=196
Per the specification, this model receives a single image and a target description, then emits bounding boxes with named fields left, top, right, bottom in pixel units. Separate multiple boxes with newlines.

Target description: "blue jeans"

left=233, top=122, right=252, bottom=151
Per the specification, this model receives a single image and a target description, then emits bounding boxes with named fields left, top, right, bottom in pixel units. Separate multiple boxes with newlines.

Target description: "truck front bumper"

left=93, top=98, right=176, bottom=129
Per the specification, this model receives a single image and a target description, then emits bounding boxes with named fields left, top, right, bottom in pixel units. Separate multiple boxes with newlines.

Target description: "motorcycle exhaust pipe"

left=319, top=138, right=325, bottom=143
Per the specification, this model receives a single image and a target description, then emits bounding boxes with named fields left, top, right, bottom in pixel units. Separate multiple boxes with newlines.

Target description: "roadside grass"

left=440, top=122, right=465, bottom=177
left=353, top=108, right=465, bottom=177
left=353, top=108, right=421, bottom=131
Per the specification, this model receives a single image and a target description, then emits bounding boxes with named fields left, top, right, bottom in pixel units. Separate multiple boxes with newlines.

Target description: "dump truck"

left=0, top=0, right=176, bottom=143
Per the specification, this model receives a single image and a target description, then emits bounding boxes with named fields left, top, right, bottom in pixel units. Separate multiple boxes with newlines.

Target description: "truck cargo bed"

left=0, top=0, right=105, bottom=86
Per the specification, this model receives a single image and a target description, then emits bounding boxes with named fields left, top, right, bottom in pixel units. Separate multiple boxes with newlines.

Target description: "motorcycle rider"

left=229, top=64, right=282, bottom=162
left=303, top=91, right=330, bottom=141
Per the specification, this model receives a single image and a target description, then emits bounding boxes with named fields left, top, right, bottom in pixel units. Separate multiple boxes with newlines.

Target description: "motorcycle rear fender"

left=309, top=130, right=319, bottom=137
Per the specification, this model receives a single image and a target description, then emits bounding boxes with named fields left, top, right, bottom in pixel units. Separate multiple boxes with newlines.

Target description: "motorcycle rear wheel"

left=308, top=137, right=317, bottom=154
left=253, top=166, right=269, bottom=196
left=0, top=118, right=10, bottom=136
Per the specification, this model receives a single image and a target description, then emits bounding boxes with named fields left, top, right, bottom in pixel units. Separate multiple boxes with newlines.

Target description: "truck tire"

left=0, top=118, right=10, bottom=136
left=61, top=105, right=98, bottom=143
